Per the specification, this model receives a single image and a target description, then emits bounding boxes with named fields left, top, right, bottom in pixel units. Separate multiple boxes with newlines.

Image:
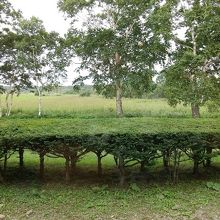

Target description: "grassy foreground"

left=1, top=95, right=220, bottom=219
left=0, top=152, right=220, bottom=220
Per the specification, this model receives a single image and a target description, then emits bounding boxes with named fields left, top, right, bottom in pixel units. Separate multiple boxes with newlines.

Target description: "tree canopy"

left=58, top=0, right=173, bottom=116
left=164, top=0, right=220, bottom=118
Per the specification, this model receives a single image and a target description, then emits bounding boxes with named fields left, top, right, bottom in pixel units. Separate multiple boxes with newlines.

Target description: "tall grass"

left=1, top=93, right=219, bottom=118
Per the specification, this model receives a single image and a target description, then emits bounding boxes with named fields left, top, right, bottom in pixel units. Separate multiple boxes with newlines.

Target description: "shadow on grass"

left=3, top=162, right=220, bottom=188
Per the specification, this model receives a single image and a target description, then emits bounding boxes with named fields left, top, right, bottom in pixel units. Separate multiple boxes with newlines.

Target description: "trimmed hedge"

left=0, top=118, right=220, bottom=185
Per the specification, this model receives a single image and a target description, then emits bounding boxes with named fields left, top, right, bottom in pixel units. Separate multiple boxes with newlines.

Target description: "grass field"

left=2, top=93, right=219, bottom=118
left=1, top=152, right=220, bottom=220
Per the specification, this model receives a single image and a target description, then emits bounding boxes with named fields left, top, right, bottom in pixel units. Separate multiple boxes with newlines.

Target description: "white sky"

left=9, top=0, right=69, bottom=36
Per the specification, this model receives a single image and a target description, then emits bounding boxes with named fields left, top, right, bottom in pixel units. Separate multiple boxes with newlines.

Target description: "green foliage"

left=17, top=16, right=69, bottom=90
left=164, top=0, right=220, bottom=117
left=206, top=101, right=220, bottom=113
left=206, top=182, right=220, bottom=191
left=80, top=91, right=91, bottom=97
left=0, top=118, right=219, bottom=184
left=59, top=0, right=172, bottom=115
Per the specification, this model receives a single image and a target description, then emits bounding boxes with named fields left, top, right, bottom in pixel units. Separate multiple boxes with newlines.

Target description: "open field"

left=0, top=152, right=220, bottom=220
left=2, top=94, right=220, bottom=118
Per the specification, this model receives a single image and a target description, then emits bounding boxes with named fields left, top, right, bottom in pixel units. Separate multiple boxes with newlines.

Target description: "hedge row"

left=0, top=118, right=220, bottom=185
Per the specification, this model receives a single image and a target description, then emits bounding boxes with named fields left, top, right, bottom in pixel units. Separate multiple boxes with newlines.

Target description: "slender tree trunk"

left=116, top=80, right=123, bottom=117
left=0, top=166, right=3, bottom=183
left=163, top=150, right=169, bottom=170
left=5, top=92, right=14, bottom=117
left=0, top=94, right=2, bottom=118
left=193, top=160, right=199, bottom=175
left=37, top=87, right=42, bottom=117
left=5, top=92, right=9, bottom=116
left=205, top=147, right=212, bottom=167
left=115, top=51, right=123, bottom=117
left=191, top=104, right=200, bottom=118
left=70, top=153, right=77, bottom=174
left=19, top=147, right=24, bottom=169
left=140, top=161, right=146, bottom=172
left=8, top=93, right=13, bottom=117
left=65, top=156, right=70, bottom=183
left=190, top=24, right=201, bottom=119
left=96, top=152, right=102, bottom=177
left=118, top=156, right=125, bottom=186
left=3, top=151, right=7, bottom=176
left=114, top=156, right=118, bottom=166
left=39, top=151, right=45, bottom=180
left=173, top=149, right=181, bottom=184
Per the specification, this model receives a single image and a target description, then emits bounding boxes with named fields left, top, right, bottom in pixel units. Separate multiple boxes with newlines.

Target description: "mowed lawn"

left=2, top=93, right=219, bottom=118
left=1, top=152, right=220, bottom=220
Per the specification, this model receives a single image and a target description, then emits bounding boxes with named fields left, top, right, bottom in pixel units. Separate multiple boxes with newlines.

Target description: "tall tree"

left=58, top=0, right=173, bottom=117
left=164, top=0, right=220, bottom=118
left=0, top=86, right=4, bottom=117
left=0, top=0, right=27, bottom=116
left=17, top=17, right=69, bottom=117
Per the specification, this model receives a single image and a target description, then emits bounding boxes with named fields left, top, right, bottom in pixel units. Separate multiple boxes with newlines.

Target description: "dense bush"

left=0, top=118, right=220, bottom=185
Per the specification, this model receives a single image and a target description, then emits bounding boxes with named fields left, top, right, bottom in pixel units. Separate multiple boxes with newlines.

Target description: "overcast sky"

left=8, top=0, right=82, bottom=85
left=9, top=0, right=69, bottom=35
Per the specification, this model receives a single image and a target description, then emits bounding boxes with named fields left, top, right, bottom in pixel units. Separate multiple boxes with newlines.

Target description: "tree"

left=58, top=0, right=173, bottom=117
left=0, top=0, right=21, bottom=28
left=0, top=0, right=28, bottom=116
left=164, top=0, right=220, bottom=118
left=17, top=17, right=69, bottom=117
left=0, top=86, right=4, bottom=117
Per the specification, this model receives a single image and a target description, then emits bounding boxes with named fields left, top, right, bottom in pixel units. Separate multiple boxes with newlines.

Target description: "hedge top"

left=0, top=118, right=220, bottom=139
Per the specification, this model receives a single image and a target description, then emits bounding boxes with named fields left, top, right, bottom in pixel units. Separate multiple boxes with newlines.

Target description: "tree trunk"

left=173, top=149, right=181, bottom=184
left=5, top=92, right=14, bottom=117
left=70, top=153, right=77, bottom=174
left=193, top=160, right=199, bottom=175
left=116, top=80, right=123, bottom=117
left=8, top=93, right=13, bottom=117
left=118, top=156, right=125, bottom=186
left=19, top=147, right=24, bottom=169
left=3, top=152, right=7, bottom=176
left=205, top=147, right=212, bottom=167
left=97, top=153, right=102, bottom=177
left=163, top=150, right=169, bottom=170
left=140, top=161, right=146, bottom=172
left=0, top=94, right=2, bottom=118
left=65, top=156, right=70, bottom=183
left=37, top=88, right=42, bottom=117
left=191, top=104, right=200, bottom=118
left=5, top=92, right=9, bottom=116
left=114, top=156, right=118, bottom=166
left=39, top=151, right=45, bottom=180
left=0, top=166, right=4, bottom=183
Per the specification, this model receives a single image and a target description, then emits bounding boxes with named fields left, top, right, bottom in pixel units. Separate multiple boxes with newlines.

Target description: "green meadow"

left=3, top=93, right=220, bottom=118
